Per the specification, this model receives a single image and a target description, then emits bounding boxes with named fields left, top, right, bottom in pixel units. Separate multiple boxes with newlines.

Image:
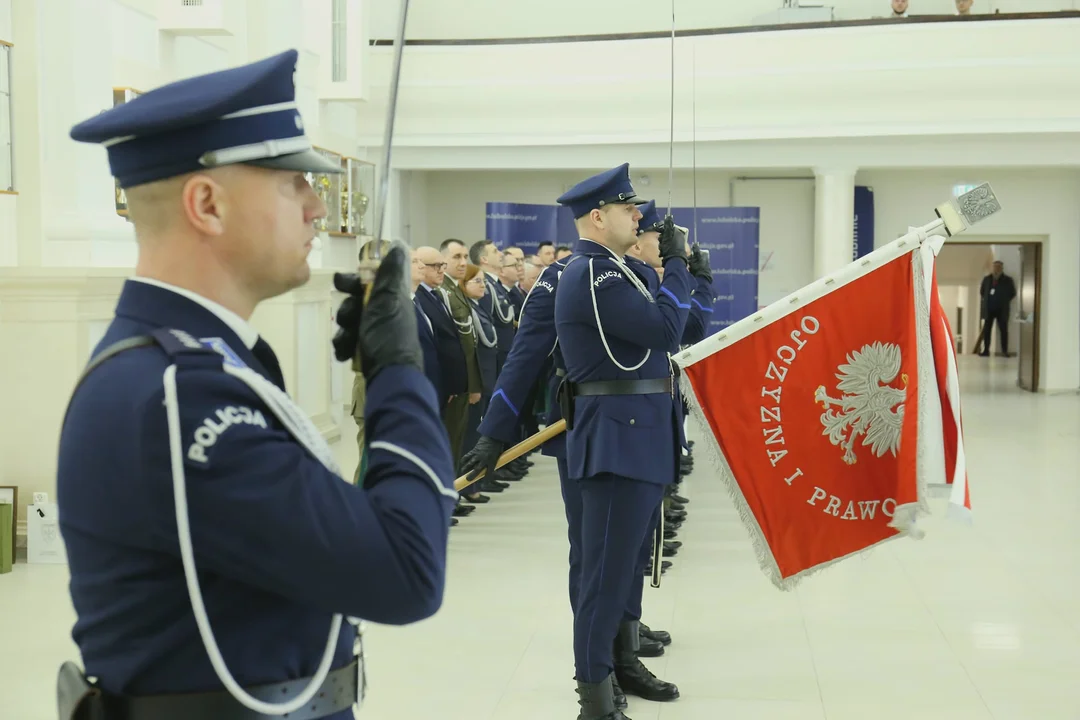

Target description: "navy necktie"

left=252, top=336, right=286, bottom=391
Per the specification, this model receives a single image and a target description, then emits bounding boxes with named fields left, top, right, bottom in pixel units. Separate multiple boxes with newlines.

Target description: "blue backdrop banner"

left=485, top=202, right=578, bottom=255
left=485, top=202, right=760, bottom=337
left=666, top=206, right=761, bottom=336
left=853, top=186, right=875, bottom=260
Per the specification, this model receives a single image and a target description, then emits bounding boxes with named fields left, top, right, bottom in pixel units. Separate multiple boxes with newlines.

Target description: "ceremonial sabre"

left=360, top=0, right=410, bottom=285
left=666, top=0, right=676, bottom=215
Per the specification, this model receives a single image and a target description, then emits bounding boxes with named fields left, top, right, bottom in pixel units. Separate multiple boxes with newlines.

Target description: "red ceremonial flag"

left=676, top=231, right=972, bottom=589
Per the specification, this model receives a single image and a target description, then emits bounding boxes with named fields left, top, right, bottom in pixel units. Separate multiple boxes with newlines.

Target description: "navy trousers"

left=624, top=500, right=662, bottom=622
left=558, top=457, right=584, bottom=617
left=575, top=475, right=665, bottom=682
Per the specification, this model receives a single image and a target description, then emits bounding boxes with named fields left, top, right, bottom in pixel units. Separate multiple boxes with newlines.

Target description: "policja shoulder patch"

left=186, top=405, right=269, bottom=464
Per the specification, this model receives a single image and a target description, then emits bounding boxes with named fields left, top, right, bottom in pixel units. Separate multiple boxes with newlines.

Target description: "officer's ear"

left=589, top=207, right=606, bottom=230
left=180, top=172, right=227, bottom=237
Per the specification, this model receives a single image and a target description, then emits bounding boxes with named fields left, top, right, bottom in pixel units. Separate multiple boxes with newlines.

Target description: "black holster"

left=58, top=661, right=104, bottom=720
left=556, top=378, right=575, bottom=431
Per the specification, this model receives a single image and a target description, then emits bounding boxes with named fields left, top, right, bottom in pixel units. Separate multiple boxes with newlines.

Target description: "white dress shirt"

left=411, top=290, right=433, bottom=333
left=129, top=277, right=260, bottom=350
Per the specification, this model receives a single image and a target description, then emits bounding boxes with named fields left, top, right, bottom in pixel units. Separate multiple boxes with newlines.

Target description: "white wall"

left=0, top=0, right=10, bottom=41
left=860, top=169, right=1078, bottom=391
left=355, top=17, right=1080, bottom=150
left=414, top=167, right=1080, bottom=391
left=0, top=0, right=371, bottom=546
left=367, top=0, right=1080, bottom=39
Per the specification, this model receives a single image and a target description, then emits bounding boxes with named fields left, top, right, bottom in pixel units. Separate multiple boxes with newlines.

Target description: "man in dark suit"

left=410, top=249, right=443, bottom=401
left=414, top=245, right=483, bottom=518
left=414, top=246, right=470, bottom=429
left=496, top=250, right=525, bottom=317
left=978, top=260, right=1017, bottom=356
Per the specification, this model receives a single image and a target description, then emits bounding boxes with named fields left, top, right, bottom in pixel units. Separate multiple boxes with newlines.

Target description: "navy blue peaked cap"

left=636, top=200, right=663, bottom=235
left=70, top=49, right=341, bottom=188
left=557, top=163, right=647, bottom=218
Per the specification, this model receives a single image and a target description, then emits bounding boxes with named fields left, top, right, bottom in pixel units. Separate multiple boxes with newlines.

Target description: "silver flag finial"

left=935, top=183, right=1002, bottom=236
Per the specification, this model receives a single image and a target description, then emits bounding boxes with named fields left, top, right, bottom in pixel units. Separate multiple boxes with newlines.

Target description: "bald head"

left=416, top=245, right=446, bottom=287
left=126, top=164, right=328, bottom=320
left=521, top=261, right=542, bottom=292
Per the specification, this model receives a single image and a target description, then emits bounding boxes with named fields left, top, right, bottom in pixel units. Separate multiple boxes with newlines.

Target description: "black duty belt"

left=572, top=377, right=673, bottom=397
left=93, top=660, right=358, bottom=720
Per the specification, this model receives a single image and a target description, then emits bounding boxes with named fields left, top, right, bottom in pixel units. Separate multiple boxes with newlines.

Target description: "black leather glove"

left=331, top=273, right=363, bottom=363
left=460, top=435, right=506, bottom=483
left=658, top=214, right=689, bottom=267
left=688, top=244, right=713, bottom=284
left=332, top=245, right=423, bottom=381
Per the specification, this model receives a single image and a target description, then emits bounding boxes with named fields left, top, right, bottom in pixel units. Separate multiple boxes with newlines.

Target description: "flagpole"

left=673, top=182, right=1001, bottom=369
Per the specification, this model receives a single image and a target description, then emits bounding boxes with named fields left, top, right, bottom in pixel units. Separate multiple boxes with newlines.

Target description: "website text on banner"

left=666, top=206, right=760, bottom=337
left=854, top=186, right=875, bottom=260
left=672, top=184, right=999, bottom=590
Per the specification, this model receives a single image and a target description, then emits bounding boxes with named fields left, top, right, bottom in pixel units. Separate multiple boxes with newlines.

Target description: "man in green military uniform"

left=438, top=238, right=483, bottom=466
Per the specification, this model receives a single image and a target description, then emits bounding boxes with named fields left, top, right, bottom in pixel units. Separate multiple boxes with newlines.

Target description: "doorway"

left=935, top=241, right=1042, bottom=392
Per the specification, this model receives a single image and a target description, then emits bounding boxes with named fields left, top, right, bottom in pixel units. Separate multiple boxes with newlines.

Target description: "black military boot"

left=613, top=621, right=680, bottom=702
left=640, top=622, right=671, bottom=646
left=575, top=675, right=630, bottom=720
left=611, top=674, right=627, bottom=711
left=636, top=630, right=665, bottom=658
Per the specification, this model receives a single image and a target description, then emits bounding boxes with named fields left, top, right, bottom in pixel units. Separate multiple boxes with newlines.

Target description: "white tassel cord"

left=678, top=371, right=789, bottom=590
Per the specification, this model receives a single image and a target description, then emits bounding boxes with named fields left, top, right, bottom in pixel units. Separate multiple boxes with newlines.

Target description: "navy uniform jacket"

left=482, top=273, right=517, bottom=367
left=555, top=239, right=691, bottom=486
left=478, top=255, right=576, bottom=458
left=57, top=280, right=457, bottom=704
left=624, top=255, right=715, bottom=348
left=414, top=295, right=444, bottom=401
left=415, top=284, right=469, bottom=399
left=684, top=275, right=717, bottom=346
left=471, top=298, right=500, bottom=395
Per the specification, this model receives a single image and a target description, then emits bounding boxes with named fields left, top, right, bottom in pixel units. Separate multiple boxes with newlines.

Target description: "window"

left=0, top=42, right=13, bottom=191
left=331, top=0, right=347, bottom=83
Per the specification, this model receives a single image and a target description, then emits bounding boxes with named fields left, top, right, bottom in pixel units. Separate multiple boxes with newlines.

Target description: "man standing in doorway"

left=979, top=260, right=1016, bottom=357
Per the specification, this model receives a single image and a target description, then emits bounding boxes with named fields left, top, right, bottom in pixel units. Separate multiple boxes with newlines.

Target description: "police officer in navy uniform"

left=459, top=195, right=673, bottom=715
left=553, top=164, right=689, bottom=720
left=619, top=200, right=716, bottom=620
left=630, top=201, right=716, bottom=347
left=57, top=50, right=458, bottom=720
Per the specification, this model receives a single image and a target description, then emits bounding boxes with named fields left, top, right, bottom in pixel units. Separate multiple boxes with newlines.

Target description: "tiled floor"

left=2, top=354, right=1079, bottom=719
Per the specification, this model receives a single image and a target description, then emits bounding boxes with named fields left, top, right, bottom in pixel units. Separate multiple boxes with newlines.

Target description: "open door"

left=1017, top=243, right=1041, bottom=392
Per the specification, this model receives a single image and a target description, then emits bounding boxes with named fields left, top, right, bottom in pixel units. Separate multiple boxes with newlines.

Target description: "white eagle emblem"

left=813, top=342, right=908, bottom=465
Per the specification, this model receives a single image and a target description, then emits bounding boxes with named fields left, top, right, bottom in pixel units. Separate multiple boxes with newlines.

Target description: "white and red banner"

left=675, top=230, right=970, bottom=589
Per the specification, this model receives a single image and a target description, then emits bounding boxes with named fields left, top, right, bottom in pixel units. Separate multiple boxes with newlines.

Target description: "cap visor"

left=246, top=149, right=343, bottom=174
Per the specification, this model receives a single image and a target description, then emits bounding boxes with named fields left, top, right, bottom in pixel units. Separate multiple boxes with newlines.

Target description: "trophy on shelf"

left=352, top=191, right=369, bottom=235
left=308, top=172, right=334, bottom=231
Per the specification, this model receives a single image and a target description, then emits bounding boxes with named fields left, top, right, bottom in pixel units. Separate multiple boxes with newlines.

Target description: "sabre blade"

left=369, top=0, right=410, bottom=263
left=934, top=182, right=1002, bottom=236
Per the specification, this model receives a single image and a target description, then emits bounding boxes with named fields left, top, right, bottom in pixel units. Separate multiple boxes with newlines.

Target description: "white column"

left=34, top=0, right=134, bottom=267
left=813, top=167, right=856, bottom=279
